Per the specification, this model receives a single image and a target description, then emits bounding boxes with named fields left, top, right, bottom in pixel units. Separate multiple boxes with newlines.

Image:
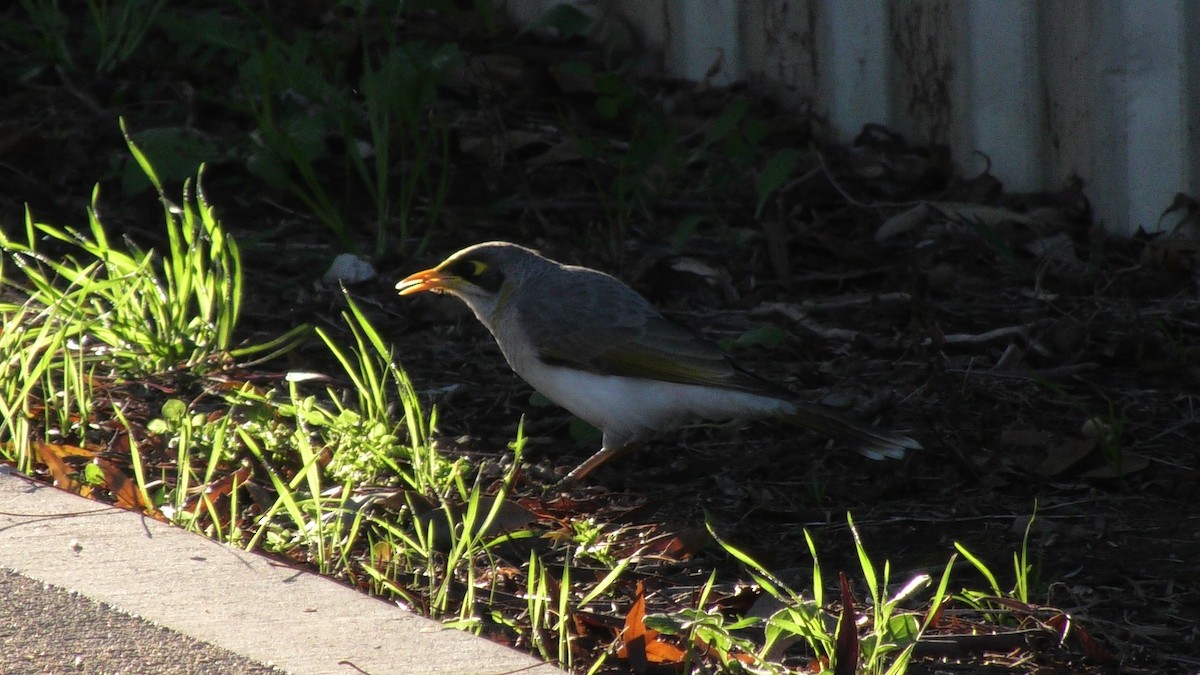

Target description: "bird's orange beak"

left=396, top=266, right=452, bottom=295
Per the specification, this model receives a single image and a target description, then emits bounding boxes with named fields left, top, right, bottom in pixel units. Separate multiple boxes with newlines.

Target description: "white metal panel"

left=1040, top=1, right=1098, bottom=201
left=502, top=0, right=562, bottom=26
left=886, top=1, right=959, bottom=146
left=502, top=0, right=1200, bottom=234
left=666, top=0, right=741, bottom=85
left=738, top=0, right=817, bottom=103
left=820, top=0, right=891, bottom=141
left=962, top=0, right=1044, bottom=191
left=1116, top=0, right=1192, bottom=234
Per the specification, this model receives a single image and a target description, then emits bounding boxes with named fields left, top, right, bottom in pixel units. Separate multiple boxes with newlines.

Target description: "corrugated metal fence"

left=506, top=0, right=1200, bottom=235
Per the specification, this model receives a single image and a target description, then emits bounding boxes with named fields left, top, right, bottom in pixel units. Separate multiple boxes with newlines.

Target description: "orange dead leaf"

left=39, top=441, right=94, bottom=459
left=1046, top=613, right=1116, bottom=664
left=185, top=464, right=253, bottom=517
left=617, top=582, right=649, bottom=664
left=617, top=581, right=686, bottom=670
left=94, top=458, right=146, bottom=511
left=923, top=591, right=948, bottom=628
left=35, top=442, right=92, bottom=497
left=643, top=636, right=687, bottom=665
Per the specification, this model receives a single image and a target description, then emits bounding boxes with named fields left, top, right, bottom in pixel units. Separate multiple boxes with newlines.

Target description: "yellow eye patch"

left=468, top=260, right=488, bottom=276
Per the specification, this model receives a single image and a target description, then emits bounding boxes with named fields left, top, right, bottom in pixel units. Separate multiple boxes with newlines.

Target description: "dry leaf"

left=1024, top=233, right=1078, bottom=264
left=94, top=458, right=144, bottom=511
left=876, top=201, right=1038, bottom=242
left=1036, top=438, right=1097, bottom=476
left=617, top=580, right=686, bottom=668
left=834, top=572, right=860, bottom=675
left=876, top=203, right=933, bottom=241
left=1001, top=426, right=1053, bottom=448
left=932, top=202, right=1037, bottom=228
left=185, top=464, right=254, bottom=518
left=526, top=138, right=585, bottom=167
left=1046, top=613, right=1117, bottom=664
left=1082, top=452, right=1150, bottom=479
left=667, top=257, right=737, bottom=301
left=459, top=129, right=549, bottom=160
left=35, top=442, right=92, bottom=496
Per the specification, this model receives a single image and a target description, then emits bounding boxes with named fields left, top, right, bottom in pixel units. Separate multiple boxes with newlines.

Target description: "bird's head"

left=396, top=242, right=544, bottom=321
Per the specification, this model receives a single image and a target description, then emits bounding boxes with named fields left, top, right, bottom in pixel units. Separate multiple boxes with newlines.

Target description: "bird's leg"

left=561, top=440, right=644, bottom=484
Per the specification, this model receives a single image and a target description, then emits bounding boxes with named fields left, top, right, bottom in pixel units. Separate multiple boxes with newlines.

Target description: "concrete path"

left=0, top=466, right=561, bottom=675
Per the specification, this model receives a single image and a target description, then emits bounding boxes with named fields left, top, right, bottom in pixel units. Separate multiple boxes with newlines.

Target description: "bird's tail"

left=780, top=401, right=921, bottom=460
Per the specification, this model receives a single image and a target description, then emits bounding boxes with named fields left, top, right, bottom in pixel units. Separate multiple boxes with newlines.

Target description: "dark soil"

left=1, top=5, right=1196, bottom=673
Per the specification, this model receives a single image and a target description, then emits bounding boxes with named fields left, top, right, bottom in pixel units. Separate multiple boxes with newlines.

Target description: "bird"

left=396, top=241, right=920, bottom=482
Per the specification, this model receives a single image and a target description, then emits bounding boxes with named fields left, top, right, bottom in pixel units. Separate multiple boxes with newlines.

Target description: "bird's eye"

left=447, top=258, right=487, bottom=278
left=448, top=258, right=503, bottom=292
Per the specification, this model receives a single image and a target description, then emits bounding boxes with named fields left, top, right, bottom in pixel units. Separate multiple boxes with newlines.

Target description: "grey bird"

left=397, top=241, right=919, bottom=482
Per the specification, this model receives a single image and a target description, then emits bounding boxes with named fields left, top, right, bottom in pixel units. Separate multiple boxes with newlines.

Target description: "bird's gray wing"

left=518, top=266, right=770, bottom=392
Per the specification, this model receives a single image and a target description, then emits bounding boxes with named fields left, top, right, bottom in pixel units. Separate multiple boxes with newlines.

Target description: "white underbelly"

left=519, top=359, right=792, bottom=446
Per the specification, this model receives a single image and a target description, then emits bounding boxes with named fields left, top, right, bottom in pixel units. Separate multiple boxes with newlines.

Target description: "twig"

left=934, top=324, right=1054, bottom=356
left=949, top=362, right=1099, bottom=381
left=793, top=292, right=912, bottom=312
left=815, top=148, right=868, bottom=207
left=756, top=302, right=865, bottom=343
left=940, top=325, right=1028, bottom=344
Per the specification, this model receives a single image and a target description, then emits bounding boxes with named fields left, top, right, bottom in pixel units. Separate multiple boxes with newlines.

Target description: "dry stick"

left=992, top=342, right=1024, bottom=370
left=791, top=267, right=891, bottom=283
left=1143, top=416, right=1199, bottom=445
left=939, top=325, right=1029, bottom=344
left=777, top=165, right=822, bottom=196
left=937, top=324, right=1055, bottom=357
left=812, top=148, right=926, bottom=211
left=815, top=149, right=869, bottom=208
left=789, top=292, right=913, bottom=312
left=756, top=302, right=863, bottom=343
left=949, top=362, right=1099, bottom=381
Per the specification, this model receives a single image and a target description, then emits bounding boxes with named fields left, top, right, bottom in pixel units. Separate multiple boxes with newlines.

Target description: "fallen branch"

left=949, top=362, right=1099, bottom=381
left=788, top=292, right=912, bottom=312
left=933, top=324, right=1053, bottom=356
left=756, top=302, right=868, bottom=344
